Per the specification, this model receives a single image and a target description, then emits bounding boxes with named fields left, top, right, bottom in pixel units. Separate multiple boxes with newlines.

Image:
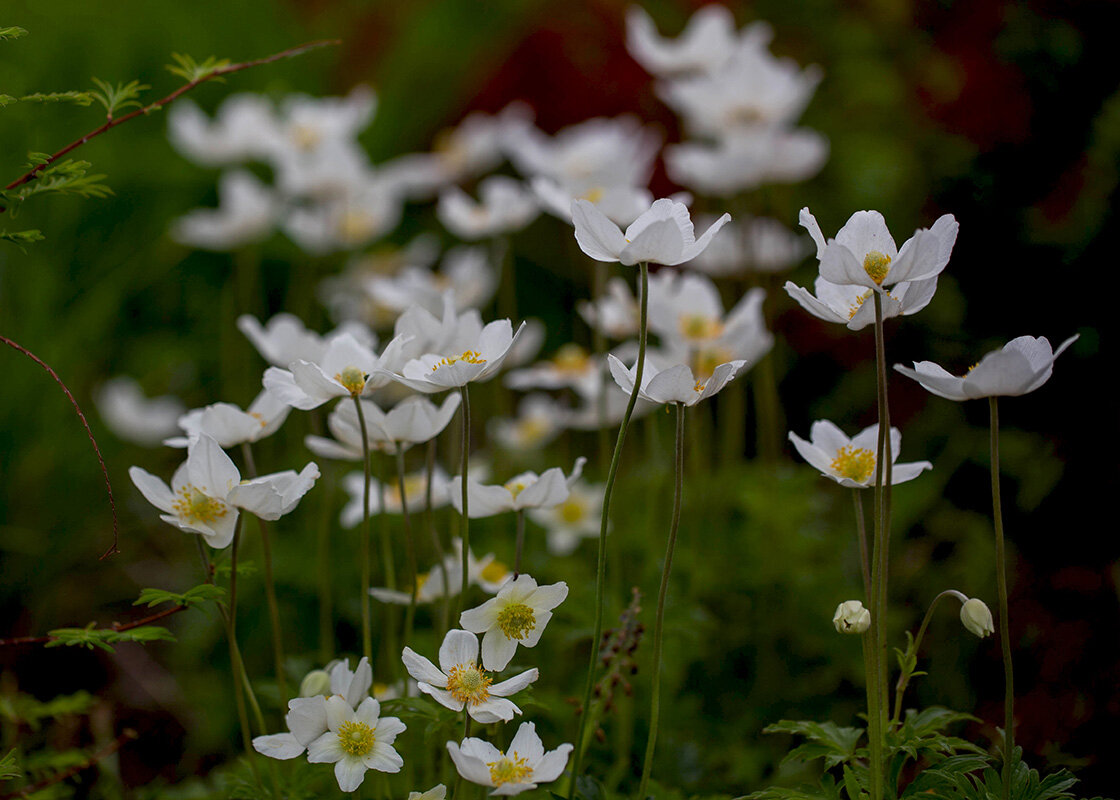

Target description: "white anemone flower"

left=665, top=127, right=828, bottom=197
left=488, top=394, right=565, bottom=452
left=283, top=180, right=403, bottom=255
left=626, top=5, right=757, bottom=77
left=784, top=274, right=942, bottom=331
left=389, top=319, right=525, bottom=394
left=238, top=313, right=376, bottom=368
left=799, top=207, right=959, bottom=295
left=459, top=574, right=568, bottom=670
left=648, top=270, right=765, bottom=350
left=402, top=630, right=539, bottom=723
left=171, top=170, right=276, bottom=251
left=365, top=246, right=497, bottom=317
left=370, top=537, right=511, bottom=604
left=528, top=479, right=604, bottom=556
left=130, top=434, right=319, bottom=548
left=608, top=354, right=746, bottom=407
left=506, top=344, right=599, bottom=395
left=530, top=177, right=653, bottom=228
left=95, top=376, right=185, bottom=447
left=341, top=466, right=451, bottom=526
left=447, top=722, right=572, bottom=796
left=449, top=458, right=586, bottom=519
left=788, top=421, right=932, bottom=489
left=409, top=786, right=447, bottom=800
left=306, top=394, right=462, bottom=460
left=437, top=176, right=540, bottom=240
left=894, top=335, right=1078, bottom=401
left=166, top=388, right=290, bottom=448
left=306, top=695, right=406, bottom=792
left=572, top=197, right=730, bottom=267
left=691, top=215, right=810, bottom=276
left=167, top=94, right=276, bottom=166
left=577, top=276, right=640, bottom=339
left=264, top=332, right=410, bottom=410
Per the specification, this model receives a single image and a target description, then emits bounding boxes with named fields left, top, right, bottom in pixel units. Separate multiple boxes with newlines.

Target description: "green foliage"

left=213, top=559, right=257, bottom=578
left=0, top=25, right=28, bottom=40
left=44, top=622, right=175, bottom=652
left=903, top=749, right=1112, bottom=800
left=0, top=690, right=94, bottom=730
left=134, top=583, right=226, bottom=609
left=0, top=228, right=46, bottom=245
left=166, top=53, right=230, bottom=83
left=88, top=77, right=149, bottom=118
left=0, top=749, right=23, bottom=782
left=19, top=90, right=95, bottom=106
left=2, top=157, right=112, bottom=204
left=0, top=94, right=16, bottom=107
left=743, top=775, right=843, bottom=800
left=765, top=720, right=865, bottom=770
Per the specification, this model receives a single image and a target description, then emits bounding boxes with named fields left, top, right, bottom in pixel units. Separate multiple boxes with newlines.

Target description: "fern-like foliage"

left=134, top=583, right=226, bottom=609
left=166, top=52, right=231, bottom=83
left=19, top=90, right=95, bottom=106
left=89, top=77, right=149, bottom=119
left=44, top=622, right=175, bottom=652
left=0, top=26, right=28, bottom=41
left=2, top=157, right=112, bottom=204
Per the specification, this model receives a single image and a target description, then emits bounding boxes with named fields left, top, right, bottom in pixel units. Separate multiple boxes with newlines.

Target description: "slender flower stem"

left=892, top=589, right=969, bottom=723
left=638, top=402, right=685, bottom=798
left=397, top=444, right=419, bottom=671
left=513, top=510, right=526, bottom=578
left=426, top=439, right=451, bottom=637
left=852, top=489, right=871, bottom=601
left=569, top=261, right=649, bottom=799
left=592, top=260, right=610, bottom=470
left=353, top=396, right=374, bottom=662
left=457, top=385, right=472, bottom=618
left=453, top=714, right=474, bottom=800
left=990, top=397, right=1015, bottom=800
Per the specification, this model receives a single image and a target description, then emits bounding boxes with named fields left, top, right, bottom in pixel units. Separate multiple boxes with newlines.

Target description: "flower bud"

left=833, top=600, right=871, bottom=634
left=299, top=669, right=332, bottom=697
left=959, top=597, right=994, bottom=638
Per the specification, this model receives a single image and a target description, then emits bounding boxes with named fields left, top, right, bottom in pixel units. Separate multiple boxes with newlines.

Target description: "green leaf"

left=165, top=53, right=230, bottom=83
left=0, top=229, right=45, bottom=247
left=0, top=749, right=22, bottom=781
left=20, top=90, right=95, bottom=106
left=0, top=26, right=28, bottom=40
left=89, top=77, right=149, bottom=118
left=134, top=583, right=225, bottom=609
left=7, top=158, right=111, bottom=202
left=0, top=95, right=16, bottom=108
left=214, top=560, right=257, bottom=578
left=765, top=720, right=864, bottom=769
left=44, top=622, right=175, bottom=652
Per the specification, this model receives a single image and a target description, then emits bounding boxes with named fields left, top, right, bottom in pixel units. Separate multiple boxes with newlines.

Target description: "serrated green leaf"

left=0, top=749, right=22, bottom=781
left=765, top=720, right=864, bottom=769
left=8, top=159, right=111, bottom=202
left=0, top=26, right=28, bottom=40
left=134, top=583, right=225, bottom=608
left=165, top=52, right=230, bottom=83
left=20, top=90, right=95, bottom=106
left=1, top=229, right=45, bottom=247
left=89, top=77, right=149, bottom=118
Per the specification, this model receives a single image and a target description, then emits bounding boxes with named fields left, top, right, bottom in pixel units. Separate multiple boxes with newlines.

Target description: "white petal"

left=306, top=731, right=344, bottom=764
left=252, top=733, right=304, bottom=760
left=402, top=647, right=448, bottom=686
left=335, top=757, right=368, bottom=792
left=488, top=668, right=538, bottom=697
left=572, top=199, right=626, bottom=262
left=439, top=629, right=480, bottom=673
left=129, top=467, right=176, bottom=513
left=480, top=628, right=518, bottom=671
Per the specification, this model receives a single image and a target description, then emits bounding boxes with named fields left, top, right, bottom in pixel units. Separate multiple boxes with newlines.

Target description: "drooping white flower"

left=402, top=630, right=538, bottom=723
left=95, top=376, right=185, bottom=447
left=447, top=721, right=572, bottom=796
left=264, top=332, right=409, bottom=410
left=527, top=478, right=604, bottom=556
left=572, top=197, right=730, bottom=267
left=960, top=597, right=994, bottom=638
left=171, top=170, right=277, bottom=251
left=437, top=176, right=540, bottom=240
left=130, top=434, right=319, bottom=548
left=665, top=127, right=828, bottom=197
left=389, top=319, right=525, bottom=394
left=306, top=695, right=406, bottom=792
left=340, top=466, right=451, bottom=527
left=893, top=335, right=1078, bottom=401
left=787, top=420, right=931, bottom=489
left=238, top=312, right=376, bottom=369
left=449, top=458, right=586, bottom=519
left=165, top=388, right=290, bottom=448
left=488, top=394, right=565, bottom=452
left=459, top=574, right=568, bottom=670
left=626, top=5, right=758, bottom=77
left=833, top=600, right=871, bottom=634
left=608, top=353, right=745, bottom=407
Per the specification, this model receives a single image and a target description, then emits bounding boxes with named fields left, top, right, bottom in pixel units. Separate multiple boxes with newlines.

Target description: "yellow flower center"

left=338, top=210, right=378, bottom=244
left=693, top=347, right=733, bottom=380
left=514, top=417, right=550, bottom=445
left=693, top=380, right=707, bottom=393
left=487, top=753, right=532, bottom=787
left=504, top=478, right=529, bottom=499
left=496, top=602, right=536, bottom=640
left=581, top=187, right=605, bottom=204
left=830, top=446, right=876, bottom=483
left=172, top=485, right=228, bottom=524
left=249, top=411, right=267, bottom=428
left=479, top=561, right=510, bottom=584
left=432, top=350, right=486, bottom=371
left=558, top=497, right=586, bottom=524
left=551, top=344, right=590, bottom=374
left=291, top=124, right=322, bottom=151
left=335, top=366, right=367, bottom=396
left=445, top=663, right=493, bottom=705
left=678, top=314, right=724, bottom=341
left=337, top=720, right=376, bottom=757
left=388, top=474, right=427, bottom=506
left=863, top=250, right=891, bottom=285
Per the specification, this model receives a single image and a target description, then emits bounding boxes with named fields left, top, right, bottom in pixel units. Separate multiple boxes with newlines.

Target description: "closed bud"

left=833, top=600, right=871, bottom=634
left=299, top=669, right=332, bottom=697
left=960, top=597, right=994, bottom=638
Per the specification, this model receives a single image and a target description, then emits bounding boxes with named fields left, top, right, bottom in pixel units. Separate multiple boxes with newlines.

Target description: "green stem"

left=457, top=385, right=471, bottom=619
left=638, top=402, right=685, bottom=798
left=592, top=260, right=610, bottom=471
left=317, top=463, right=335, bottom=663
left=513, top=509, right=526, bottom=578
left=892, top=589, right=968, bottom=724
left=426, top=439, right=451, bottom=637
left=353, top=395, right=374, bottom=662
left=990, top=397, right=1015, bottom=800
left=852, top=489, right=871, bottom=602
left=568, top=261, right=649, bottom=799
left=397, top=444, right=418, bottom=677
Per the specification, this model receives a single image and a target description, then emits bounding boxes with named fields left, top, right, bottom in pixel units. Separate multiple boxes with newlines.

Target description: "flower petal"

left=439, top=629, right=480, bottom=673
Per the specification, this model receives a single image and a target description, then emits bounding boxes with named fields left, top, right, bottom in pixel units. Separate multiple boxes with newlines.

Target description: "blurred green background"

left=1, top=0, right=1116, bottom=796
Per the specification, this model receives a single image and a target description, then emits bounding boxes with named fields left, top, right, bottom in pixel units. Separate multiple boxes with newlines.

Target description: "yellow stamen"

left=337, top=720, right=376, bottom=757
left=291, top=124, right=322, bottom=151
left=678, top=313, right=725, bottom=341
left=335, top=366, right=367, bottom=396
left=693, top=380, right=706, bottom=393
left=337, top=210, right=377, bottom=244
left=487, top=753, right=532, bottom=786
left=581, top=187, right=605, bottom=204
left=496, top=602, right=536, bottom=640
left=504, top=479, right=529, bottom=499
left=172, top=485, right=228, bottom=524
left=479, top=561, right=509, bottom=584
left=432, top=350, right=486, bottom=371
left=693, top=347, right=733, bottom=380
left=551, top=344, right=590, bottom=374
left=863, top=250, right=891, bottom=285
left=558, top=498, right=586, bottom=524
left=830, top=445, right=876, bottom=483
left=445, top=663, right=493, bottom=705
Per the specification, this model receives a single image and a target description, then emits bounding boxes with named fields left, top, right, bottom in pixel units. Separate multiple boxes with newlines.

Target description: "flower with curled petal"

left=264, top=332, right=410, bottom=410
left=459, top=574, right=568, bottom=670
left=607, top=353, right=746, bottom=407
left=573, top=197, right=730, bottom=267
left=787, top=420, right=931, bottom=489
left=447, top=722, right=572, bottom=796
left=893, top=335, right=1078, bottom=401
left=165, top=388, right=290, bottom=449
left=388, top=318, right=525, bottom=394
left=402, top=629, right=538, bottom=723
left=626, top=5, right=754, bottom=77
left=449, top=458, right=586, bottom=519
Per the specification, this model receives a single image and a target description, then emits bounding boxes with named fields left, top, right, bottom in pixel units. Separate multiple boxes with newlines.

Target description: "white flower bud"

left=299, top=668, right=331, bottom=697
left=833, top=600, right=871, bottom=634
left=960, top=597, right=994, bottom=638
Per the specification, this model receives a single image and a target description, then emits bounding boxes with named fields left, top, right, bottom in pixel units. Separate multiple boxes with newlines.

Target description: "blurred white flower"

left=648, top=270, right=770, bottom=356
left=165, top=388, right=290, bottom=448
left=369, top=537, right=510, bottom=604
left=528, top=478, right=603, bottom=556
left=572, top=197, right=730, bottom=267
left=167, top=94, right=276, bottom=166
left=95, top=376, right=185, bottom=447
left=447, top=722, right=572, bottom=796
left=665, top=127, right=828, bottom=197
left=449, top=458, right=586, bottom=518
left=306, top=395, right=461, bottom=460
left=689, top=215, right=809, bottom=276
left=364, top=246, right=498, bottom=317
left=626, top=5, right=764, bottom=77
left=531, top=176, right=654, bottom=228
left=408, top=785, right=447, bottom=800
left=341, top=466, right=452, bottom=526
left=489, top=394, right=565, bottom=452
left=577, top=276, right=640, bottom=340
left=506, top=344, right=599, bottom=395
left=238, top=312, right=376, bottom=368
left=265, top=87, right=377, bottom=163
left=787, top=420, right=931, bottom=489
left=172, top=170, right=277, bottom=251
left=283, top=180, right=403, bottom=255
left=460, top=574, right=569, bottom=670
left=437, top=176, right=540, bottom=240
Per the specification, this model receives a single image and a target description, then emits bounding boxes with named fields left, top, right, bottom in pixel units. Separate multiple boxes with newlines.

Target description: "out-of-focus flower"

left=449, top=458, right=586, bottom=519
left=437, top=176, right=539, bottom=240
left=894, top=335, right=1078, bottom=401
left=460, top=574, right=569, bottom=670
left=608, top=354, right=745, bottom=406
left=168, top=95, right=276, bottom=166
left=166, top=388, right=290, bottom=448
left=787, top=420, right=932, bottom=489
left=299, top=669, right=332, bottom=698
left=408, top=785, right=447, bottom=800
left=960, top=597, right=995, bottom=638
left=283, top=180, right=403, bottom=255
left=665, top=127, right=828, bottom=196
left=489, top=394, right=565, bottom=452
left=402, top=629, right=539, bottom=723
left=264, top=332, right=408, bottom=410
left=95, top=376, right=185, bottom=447
left=531, top=177, right=654, bottom=228
left=528, top=479, right=604, bottom=556
left=833, top=600, right=870, bottom=634
left=577, top=276, right=640, bottom=340
left=172, top=170, right=277, bottom=251
left=690, top=215, right=809, bottom=276
left=341, top=466, right=452, bottom=527
left=447, top=722, right=572, bottom=796
left=572, top=198, right=730, bottom=267
left=389, top=319, right=525, bottom=394
left=626, top=5, right=763, bottom=77
left=238, top=312, right=376, bottom=368
left=306, top=695, right=405, bottom=792
left=506, top=344, right=599, bottom=395
left=648, top=270, right=769, bottom=354
left=265, top=87, right=377, bottom=163
left=364, top=246, right=498, bottom=317
left=306, top=395, right=461, bottom=460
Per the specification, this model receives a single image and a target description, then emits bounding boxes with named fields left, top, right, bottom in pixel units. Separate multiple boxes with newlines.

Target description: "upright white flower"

left=608, top=354, right=745, bottom=406
left=306, top=394, right=461, bottom=460
left=449, top=458, right=586, bottom=518
left=437, top=176, right=540, bottom=240
left=165, top=388, right=290, bottom=448
left=447, top=722, right=572, bottom=796
left=172, top=170, right=277, bottom=251
left=95, top=376, right=185, bottom=447
left=572, top=197, right=730, bottom=267
left=283, top=180, right=403, bottom=255
left=528, top=478, right=604, bottom=556
left=626, top=5, right=753, bottom=77
left=264, top=332, right=409, bottom=410
left=894, top=335, right=1078, bottom=401
left=460, top=574, right=568, bottom=670
left=390, top=319, right=525, bottom=394
left=402, top=630, right=538, bottom=723
left=787, top=420, right=931, bottom=489
left=306, top=695, right=406, bottom=792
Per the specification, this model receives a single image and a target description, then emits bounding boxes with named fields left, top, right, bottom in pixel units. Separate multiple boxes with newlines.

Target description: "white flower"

left=488, top=394, right=565, bottom=452
left=95, top=376, right=185, bottom=447
left=833, top=600, right=871, bottom=634
left=506, top=344, right=599, bottom=395
left=530, top=177, right=654, bottom=228
left=447, top=721, right=572, bottom=796
left=409, top=786, right=447, bottom=800
left=449, top=458, right=586, bottom=518
left=238, top=312, right=376, bottom=368
left=626, top=5, right=754, bottom=77
left=167, top=95, right=276, bottom=166
left=369, top=537, right=510, bottom=604
left=784, top=274, right=941, bottom=331
left=608, top=354, right=746, bottom=407
left=265, top=87, right=377, bottom=162
left=528, top=479, right=604, bottom=556
left=437, top=176, right=539, bottom=240
left=306, top=395, right=461, bottom=460
left=690, top=215, right=810, bottom=276
left=283, top=180, right=403, bottom=255
left=960, top=597, right=994, bottom=638
left=390, top=319, right=525, bottom=393
left=577, top=276, right=640, bottom=340
left=648, top=270, right=771, bottom=354
left=171, top=170, right=277, bottom=251
left=798, top=207, right=959, bottom=295
left=165, top=388, right=290, bottom=448
left=129, top=434, right=319, bottom=547
left=327, top=656, right=376, bottom=707
left=306, top=695, right=405, bottom=792
left=264, top=332, right=409, bottom=410
left=340, top=466, right=451, bottom=526
left=459, top=574, right=568, bottom=670
left=894, top=335, right=1078, bottom=401
left=572, top=197, right=730, bottom=267
left=665, top=127, right=828, bottom=197
left=364, top=246, right=498, bottom=317
left=402, top=630, right=538, bottom=723
left=787, top=420, right=931, bottom=489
